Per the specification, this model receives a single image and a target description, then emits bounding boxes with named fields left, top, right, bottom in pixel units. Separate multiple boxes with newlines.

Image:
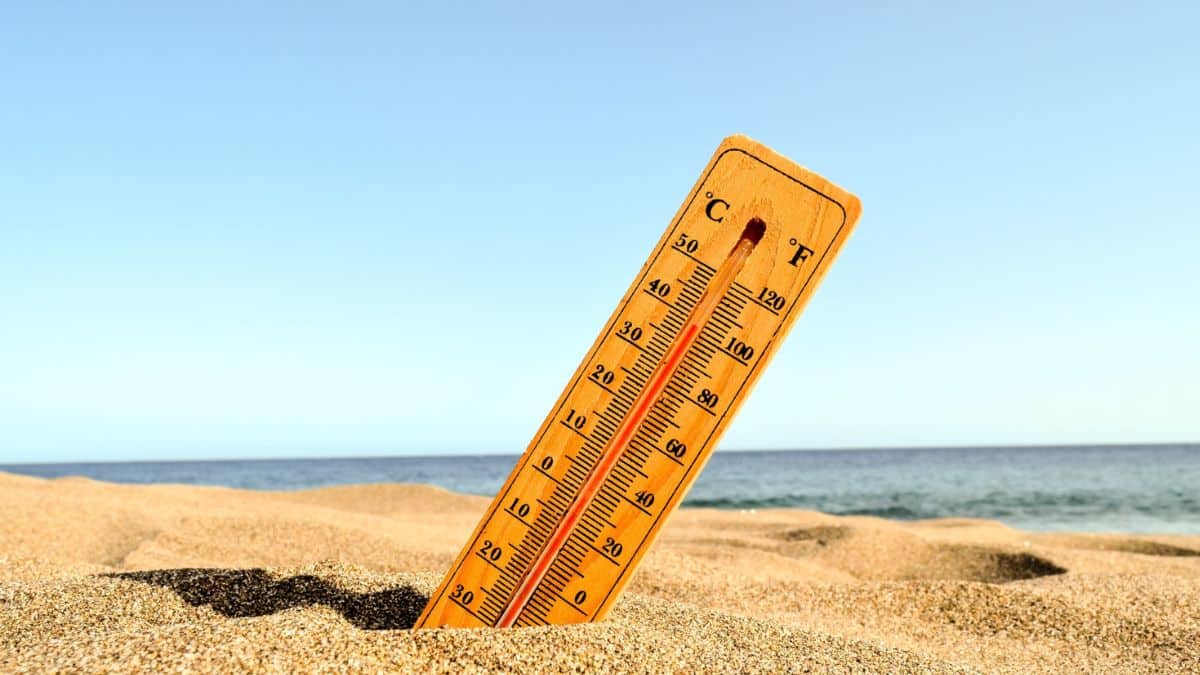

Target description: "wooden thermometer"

left=416, top=135, right=861, bottom=628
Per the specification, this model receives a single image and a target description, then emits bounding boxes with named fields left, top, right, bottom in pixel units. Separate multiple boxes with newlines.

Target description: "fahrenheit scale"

left=416, top=135, right=861, bottom=628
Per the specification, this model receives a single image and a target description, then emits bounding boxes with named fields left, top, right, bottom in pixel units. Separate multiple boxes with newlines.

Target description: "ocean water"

left=4, top=444, right=1197, bottom=534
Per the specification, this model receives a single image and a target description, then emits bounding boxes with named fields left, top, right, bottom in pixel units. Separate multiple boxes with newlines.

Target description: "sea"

left=3, top=444, right=1197, bottom=534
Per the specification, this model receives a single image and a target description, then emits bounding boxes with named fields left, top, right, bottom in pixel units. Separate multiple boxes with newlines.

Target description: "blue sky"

left=2, top=2, right=1197, bottom=463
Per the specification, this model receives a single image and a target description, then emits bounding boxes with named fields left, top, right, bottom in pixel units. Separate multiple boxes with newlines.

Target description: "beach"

left=1, top=471, right=1197, bottom=673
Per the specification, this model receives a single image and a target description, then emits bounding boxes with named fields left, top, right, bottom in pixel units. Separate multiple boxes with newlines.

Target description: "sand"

left=0, top=471, right=1197, bottom=673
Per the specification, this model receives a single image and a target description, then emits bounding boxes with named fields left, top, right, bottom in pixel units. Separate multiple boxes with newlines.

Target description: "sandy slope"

left=0, top=471, right=1196, bottom=673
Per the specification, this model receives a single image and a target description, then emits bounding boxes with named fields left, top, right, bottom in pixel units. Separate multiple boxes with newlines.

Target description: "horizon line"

left=1, top=440, right=1195, bottom=467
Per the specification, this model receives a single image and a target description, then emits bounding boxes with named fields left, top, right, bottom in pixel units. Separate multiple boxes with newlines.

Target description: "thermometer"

left=416, top=135, right=861, bottom=628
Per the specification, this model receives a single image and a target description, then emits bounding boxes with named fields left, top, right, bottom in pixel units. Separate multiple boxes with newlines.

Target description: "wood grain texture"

left=416, top=135, right=861, bottom=628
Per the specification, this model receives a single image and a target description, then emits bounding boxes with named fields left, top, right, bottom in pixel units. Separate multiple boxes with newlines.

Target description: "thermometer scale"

left=416, top=135, right=861, bottom=628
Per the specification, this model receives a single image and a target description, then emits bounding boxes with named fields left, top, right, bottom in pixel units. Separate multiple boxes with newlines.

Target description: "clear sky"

left=2, top=2, right=1197, bottom=463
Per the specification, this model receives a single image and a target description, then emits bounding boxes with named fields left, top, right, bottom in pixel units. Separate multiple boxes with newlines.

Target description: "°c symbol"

left=704, top=192, right=728, bottom=223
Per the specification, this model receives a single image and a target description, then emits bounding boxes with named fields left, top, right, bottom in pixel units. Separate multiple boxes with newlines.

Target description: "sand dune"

left=1, top=472, right=1197, bottom=673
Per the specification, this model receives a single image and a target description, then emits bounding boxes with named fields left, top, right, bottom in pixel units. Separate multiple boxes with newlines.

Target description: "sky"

left=2, top=2, right=1197, bottom=463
